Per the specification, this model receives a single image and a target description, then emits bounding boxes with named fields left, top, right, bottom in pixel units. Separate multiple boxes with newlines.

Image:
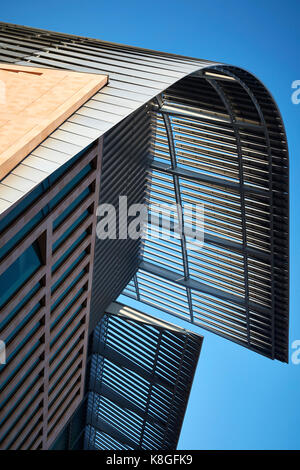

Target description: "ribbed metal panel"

left=89, top=106, right=151, bottom=331
left=0, top=22, right=213, bottom=216
left=84, top=302, right=203, bottom=450
left=0, top=23, right=289, bottom=362
left=128, top=69, right=289, bottom=362
left=0, top=143, right=102, bottom=449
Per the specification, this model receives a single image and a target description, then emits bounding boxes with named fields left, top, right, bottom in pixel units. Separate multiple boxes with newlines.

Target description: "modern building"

left=56, top=302, right=203, bottom=450
left=0, top=22, right=289, bottom=450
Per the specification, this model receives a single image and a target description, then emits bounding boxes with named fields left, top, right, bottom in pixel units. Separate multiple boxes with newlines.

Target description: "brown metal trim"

left=53, top=197, right=94, bottom=243
left=48, top=383, right=81, bottom=431
left=52, top=235, right=92, bottom=283
left=41, top=220, right=52, bottom=449
left=79, top=138, right=103, bottom=400
left=0, top=142, right=102, bottom=449
left=0, top=361, right=45, bottom=417
left=0, top=332, right=44, bottom=385
left=52, top=219, right=93, bottom=265
left=0, top=146, right=98, bottom=245
left=46, top=392, right=82, bottom=448
left=6, top=308, right=45, bottom=357
left=9, top=409, right=43, bottom=450
left=50, top=292, right=88, bottom=338
left=50, top=308, right=87, bottom=357
left=1, top=266, right=46, bottom=318
left=0, top=219, right=48, bottom=276
left=50, top=280, right=90, bottom=323
left=49, top=324, right=86, bottom=374
left=51, top=260, right=90, bottom=305
left=48, top=368, right=82, bottom=421
left=1, top=297, right=45, bottom=343
left=48, top=355, right=83, bottom=402
left=0, top=396, right=43, bottom=449
left=20, top=423, right=43, bottom=450
left=49, top=344, right=84, bottom=389
left=0, top=376, right=44, bottom=438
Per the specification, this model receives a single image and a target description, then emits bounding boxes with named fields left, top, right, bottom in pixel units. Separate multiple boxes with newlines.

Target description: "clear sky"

left=2, top=0, right=299, bottom=450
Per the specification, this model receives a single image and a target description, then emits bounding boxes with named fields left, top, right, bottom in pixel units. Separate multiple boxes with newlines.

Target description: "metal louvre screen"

left=0, top=143, right=102, bottom=449
left=84, top=302, right=203, bottom=450
left=0, top=21, right=290, bottom=455
left=124, top=68, right=289, bottom=362
left=0, top=21, right=289, bottom=374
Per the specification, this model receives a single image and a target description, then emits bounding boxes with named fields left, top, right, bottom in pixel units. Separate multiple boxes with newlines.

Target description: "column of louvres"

left=0, top=139, right=102, bottom=449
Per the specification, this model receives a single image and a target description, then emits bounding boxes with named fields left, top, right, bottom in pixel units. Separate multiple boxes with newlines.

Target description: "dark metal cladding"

left=0, top=23, right=289, bottom=366
left=125, top=69, right=289, bottom=363
left=89, top=106, right=152, bottom=331
left=85, top=302, right=203, bottom=450
left=0, top=143, right=102, bottom=450
left=0, top=20, right=289, bottom=452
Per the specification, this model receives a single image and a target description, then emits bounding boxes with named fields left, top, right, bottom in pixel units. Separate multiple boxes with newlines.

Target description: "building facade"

left=0, top=23, right=289, bottom=450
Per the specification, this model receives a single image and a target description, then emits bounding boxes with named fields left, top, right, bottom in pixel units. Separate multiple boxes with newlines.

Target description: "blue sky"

left=2, top=0, right=299, bottom=450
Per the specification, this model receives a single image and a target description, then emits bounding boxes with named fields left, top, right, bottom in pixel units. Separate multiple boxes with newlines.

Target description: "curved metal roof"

left=0, top=22, right=216, bottom=215
left=0, top=23, right=289, bottom=362
left=125, top=66, right=289, bottom=362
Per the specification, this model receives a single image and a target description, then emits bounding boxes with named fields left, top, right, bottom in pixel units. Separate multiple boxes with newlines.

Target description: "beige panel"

left=0, top=64, right=107, bottom=179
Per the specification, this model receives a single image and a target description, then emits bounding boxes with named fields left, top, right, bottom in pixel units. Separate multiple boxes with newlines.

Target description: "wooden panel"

left=0, top=64, right=107, bottom=179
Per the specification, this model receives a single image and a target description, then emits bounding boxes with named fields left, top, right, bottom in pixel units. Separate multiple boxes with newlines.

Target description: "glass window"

left=0, top=241, right=42, bottom=309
